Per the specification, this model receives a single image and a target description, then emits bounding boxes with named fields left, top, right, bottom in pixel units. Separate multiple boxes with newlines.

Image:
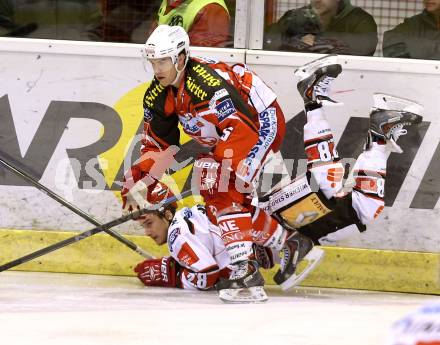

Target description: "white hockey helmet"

left=143, top=25, right=190, bottom=69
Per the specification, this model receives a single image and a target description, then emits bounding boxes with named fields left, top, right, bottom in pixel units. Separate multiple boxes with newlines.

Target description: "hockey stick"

left=0, top=192, right=188, bottom=272
left=0, top=154, right=190, bottom=259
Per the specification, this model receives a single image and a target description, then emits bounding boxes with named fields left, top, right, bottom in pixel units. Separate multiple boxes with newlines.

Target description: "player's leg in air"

left=260, top=55, right=423, bottom=289
left=297, top=55, right=422, bottom=240
left=269, top=55, right=344, bottom=289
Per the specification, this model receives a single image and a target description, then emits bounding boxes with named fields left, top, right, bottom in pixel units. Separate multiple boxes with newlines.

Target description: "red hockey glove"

left=134, top=257, right=180, bottom=288
left=193, top=153, right=231, bottom=199
left=121, top=165, right=159, bottom=216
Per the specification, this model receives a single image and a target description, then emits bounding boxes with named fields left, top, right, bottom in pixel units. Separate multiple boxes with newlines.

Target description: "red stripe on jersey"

left=355, top=177, right=380, bottom=193
left=305, top=144, right=320, bottom=162
left=177, top=242, right=200, bottom=266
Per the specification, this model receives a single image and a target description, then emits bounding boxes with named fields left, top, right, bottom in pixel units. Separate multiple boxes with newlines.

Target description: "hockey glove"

left=121, top=165, right=159, bottom=216
left=134, top=257, right=180, bottom=288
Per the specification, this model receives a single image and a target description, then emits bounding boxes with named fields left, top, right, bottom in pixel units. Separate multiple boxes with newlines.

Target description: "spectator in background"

left=383, top=0, right=440, bottom=60
left=264, top=0, right=378, bottom=56
left=0, top=0, right=37, bottom=37
left=149, top=0, right=232, bottom=47
left=90, top=1, right=162, bottom=42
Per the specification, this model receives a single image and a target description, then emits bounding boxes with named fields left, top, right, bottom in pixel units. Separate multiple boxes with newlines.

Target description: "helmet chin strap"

left=171, top=67, right=184, bottom=86
left=171, top=56, right=188, bottom=87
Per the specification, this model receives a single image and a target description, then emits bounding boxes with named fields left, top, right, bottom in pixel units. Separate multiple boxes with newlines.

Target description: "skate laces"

left=388, top=123, right=408, bottom=153
left=314, top=76, right=334, bottom=98
left=279, top=246, right=290, bottom=272
left=389, top=123, right=408, bottom=141
left=229, top=261, right=250, bottom=280
left=279, top=241, right=299, bottom=272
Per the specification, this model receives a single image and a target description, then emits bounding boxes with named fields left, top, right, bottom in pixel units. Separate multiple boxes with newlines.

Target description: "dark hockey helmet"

left=147, top=181, right=177, bottom=210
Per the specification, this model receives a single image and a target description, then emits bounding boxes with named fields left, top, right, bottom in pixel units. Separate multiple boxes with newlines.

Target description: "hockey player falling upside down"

left=121, top=23, right=423, bottom=303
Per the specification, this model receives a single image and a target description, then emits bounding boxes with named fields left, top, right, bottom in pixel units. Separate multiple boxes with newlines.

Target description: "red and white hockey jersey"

left=167, top=205, right=230, bottom=290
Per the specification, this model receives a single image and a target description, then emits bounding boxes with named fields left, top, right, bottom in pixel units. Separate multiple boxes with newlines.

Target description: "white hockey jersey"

left=167, top=205, right=230, bottom=290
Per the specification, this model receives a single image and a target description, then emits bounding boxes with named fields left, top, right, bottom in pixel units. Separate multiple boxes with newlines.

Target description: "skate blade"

left=373, top=93, right=424, bottom=115
left=218, top=286, right=268, bottom=304
left=294, top=54, right=338, bottom=79
left=280, top=247, right=325, bottom=291
left=320, top=98, right=344, bottom=107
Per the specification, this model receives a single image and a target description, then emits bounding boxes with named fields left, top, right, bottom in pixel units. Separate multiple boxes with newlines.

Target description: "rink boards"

left=0, top=228, right=439, bottom=294
left=0, top=38, right=439, bottom=294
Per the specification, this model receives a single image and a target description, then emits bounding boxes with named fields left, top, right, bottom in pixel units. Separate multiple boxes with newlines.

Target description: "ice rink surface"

left=1, top=271, right=437, bottom=345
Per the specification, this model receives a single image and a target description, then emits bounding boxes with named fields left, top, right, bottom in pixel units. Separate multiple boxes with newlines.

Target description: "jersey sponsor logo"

left=186, top=76, right=208, bottom=100
left=243, top=107, right=277, bottom=172
left=279, top=193, right=332, bottom=228
left=160, top=257, right=170, bottom=283
left=183, top=208, right=193, bottom=219
left=168, top=227, right=180, bottom=252
left=209, top=88, right=229, bottom=108
left=192, top=64, right=221, bottom=87
left=215, top=98, right=236, bottom=122
left=179, top=113, right=202, bottom=134
left=227, top=242, right=251, bottom=261
left=177, top=242, right=200, bottom=266
left=144, top=82, right=165, bottom=108
left=193, top=160, right=220, bottom=170
left=143, top=108, right=154, bottom=122
left=269, top=175, right=313, bottom=213
left=218, top=219, right=240, bottom=234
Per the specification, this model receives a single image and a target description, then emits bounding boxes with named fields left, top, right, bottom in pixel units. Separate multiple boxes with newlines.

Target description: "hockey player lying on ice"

left=132, top=55, right=423, bottom=300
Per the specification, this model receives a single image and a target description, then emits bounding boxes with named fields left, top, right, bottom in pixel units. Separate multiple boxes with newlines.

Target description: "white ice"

left=0, top=271, right=436, bottom=345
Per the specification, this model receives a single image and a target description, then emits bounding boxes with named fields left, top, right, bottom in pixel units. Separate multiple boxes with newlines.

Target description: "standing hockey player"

left=121, top=24, right=318, bottom=303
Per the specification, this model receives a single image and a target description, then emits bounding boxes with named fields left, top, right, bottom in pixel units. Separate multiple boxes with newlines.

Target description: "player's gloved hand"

left=193, top=153, right=230, bottom=199
left=134, top=256, right=180, bottom=288
left=254, top=244, right=275, bottom=269
left=121, top=166, right=158, bottom=216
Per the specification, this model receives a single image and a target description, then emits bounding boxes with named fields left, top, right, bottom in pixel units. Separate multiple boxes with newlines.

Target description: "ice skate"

left=368, top=93, right=423, bottom=153
left=294, top=54, right=343, bottom=109
left=273, top=231, right=325, bottom=291
left=216, top=260, right=268, bottom=303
